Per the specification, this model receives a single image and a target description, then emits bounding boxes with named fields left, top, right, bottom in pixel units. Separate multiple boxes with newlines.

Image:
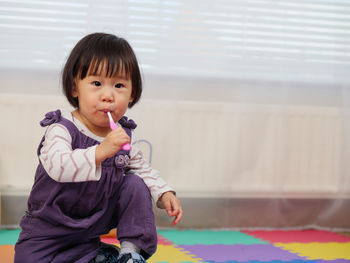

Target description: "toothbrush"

left=107, top=111, right=131, bottom=151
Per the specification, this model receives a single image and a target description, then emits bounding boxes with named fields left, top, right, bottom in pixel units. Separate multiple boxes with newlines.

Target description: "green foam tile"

left=0, top=229, right=21, bottom=245
left=157, top=230, right=267, bottom=245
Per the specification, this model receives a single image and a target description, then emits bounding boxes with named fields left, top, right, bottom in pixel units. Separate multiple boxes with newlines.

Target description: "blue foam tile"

left=0, top=230, right=21, bottom=245
left=317, top=260, right=350, bottom=263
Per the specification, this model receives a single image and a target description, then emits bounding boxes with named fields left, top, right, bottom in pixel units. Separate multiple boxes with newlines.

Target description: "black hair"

left=62, top=32, right=142, bottom=108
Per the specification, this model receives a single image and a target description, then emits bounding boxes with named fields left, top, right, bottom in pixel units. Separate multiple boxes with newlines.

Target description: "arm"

left=127, top=137, right=174, bottom=207
left=128, top=134, right=183, bottom=225
left=39, top=124, right=101, bottom=182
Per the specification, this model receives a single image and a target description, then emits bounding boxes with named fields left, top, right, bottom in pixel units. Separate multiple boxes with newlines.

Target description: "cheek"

left=78, top=94, right=96, bottom=109
left=117, top=90, right=132, bottom=103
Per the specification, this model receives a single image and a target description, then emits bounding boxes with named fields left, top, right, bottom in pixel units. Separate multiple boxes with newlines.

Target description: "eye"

left=92, top=81, right=101, bottom=86
left=115, top=83, right=125, bottom=88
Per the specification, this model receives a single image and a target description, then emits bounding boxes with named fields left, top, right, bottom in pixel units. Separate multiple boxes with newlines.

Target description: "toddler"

left=14, top=32, right=183, bottom=263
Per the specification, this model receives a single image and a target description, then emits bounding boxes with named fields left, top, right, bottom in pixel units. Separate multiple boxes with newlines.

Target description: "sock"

left=120, top=241, right=141, bottom=255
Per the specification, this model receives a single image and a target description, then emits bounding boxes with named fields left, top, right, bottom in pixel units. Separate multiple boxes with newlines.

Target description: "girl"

left=14, top=33, right=183, bottom=263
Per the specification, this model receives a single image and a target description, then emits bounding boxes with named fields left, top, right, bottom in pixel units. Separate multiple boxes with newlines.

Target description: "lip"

left=100, top=109, right=111, bottom=113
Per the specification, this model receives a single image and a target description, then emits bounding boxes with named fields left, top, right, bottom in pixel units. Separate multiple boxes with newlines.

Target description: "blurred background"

left=0, top=0, right=350, bottom=230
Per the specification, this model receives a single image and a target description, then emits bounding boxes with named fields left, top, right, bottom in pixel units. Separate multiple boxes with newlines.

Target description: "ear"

left=72, top=90, right=78, bottom=98
left=71, top=81, right=78, bottom=98
left=129, top=92, right=134, bottom=103
left=128, top=97, right=134, bottom=107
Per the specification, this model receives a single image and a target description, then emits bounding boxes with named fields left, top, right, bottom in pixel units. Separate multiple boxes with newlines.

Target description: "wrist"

left=95, top=144, right=106, bottom=166
left=159, top=191, right=176, bottom=201
left=164, top=191, right=176, bottom=197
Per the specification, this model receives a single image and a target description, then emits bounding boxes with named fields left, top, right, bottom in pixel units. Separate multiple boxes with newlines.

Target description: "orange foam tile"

left=0, top=245, right=15, bottom=263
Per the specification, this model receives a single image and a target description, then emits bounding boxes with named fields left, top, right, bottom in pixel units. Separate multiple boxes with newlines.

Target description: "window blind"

left=1, top=0, right=349, bottom=83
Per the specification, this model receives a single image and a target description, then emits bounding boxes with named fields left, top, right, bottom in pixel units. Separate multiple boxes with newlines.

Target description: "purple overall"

left=14, top=110, right=157, bottom=262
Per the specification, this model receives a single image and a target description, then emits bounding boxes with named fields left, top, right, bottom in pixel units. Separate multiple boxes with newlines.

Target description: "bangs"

left=79, top=56, right=132, bottom=80
left=75, top=34, right=135, bottom=80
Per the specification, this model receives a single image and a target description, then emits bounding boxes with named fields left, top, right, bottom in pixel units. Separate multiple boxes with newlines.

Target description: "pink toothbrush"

left=106, top=111, right=131, bottom=151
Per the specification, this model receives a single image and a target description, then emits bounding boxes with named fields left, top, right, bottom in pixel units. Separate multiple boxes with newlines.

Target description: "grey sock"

left=120, top=241, right=141, bottom=255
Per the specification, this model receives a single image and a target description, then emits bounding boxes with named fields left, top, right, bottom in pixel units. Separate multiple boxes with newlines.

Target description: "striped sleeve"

left=128, top=135, right=175, bottom=207
left=39, top=123, right=102, bottom=182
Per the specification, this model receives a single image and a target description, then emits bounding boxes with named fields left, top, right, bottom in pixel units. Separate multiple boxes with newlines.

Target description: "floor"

left=0, top=229, right=350, bottom=262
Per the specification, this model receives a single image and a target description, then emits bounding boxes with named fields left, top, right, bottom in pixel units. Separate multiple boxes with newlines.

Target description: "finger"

left=168, top=198, right=180, bottom=217
left=170, top=200, right=182, bottom=225
left=163, top=200, right=172, bottom=215
left=122, top=137, right=130, bottom=145
left=171, top=206, right=183, bottom=226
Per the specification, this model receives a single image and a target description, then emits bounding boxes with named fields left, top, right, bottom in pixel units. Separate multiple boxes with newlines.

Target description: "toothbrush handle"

left=122, top=143, right=131, bottom=151
left=110, top=122, right=118, bottom=130
left=110, top=121, right=131, bottom=151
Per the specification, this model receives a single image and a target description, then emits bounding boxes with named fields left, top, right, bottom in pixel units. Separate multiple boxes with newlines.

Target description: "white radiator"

left=129, top=100, right=343, bottom=198
left=0, top=95, right=344, bottom=198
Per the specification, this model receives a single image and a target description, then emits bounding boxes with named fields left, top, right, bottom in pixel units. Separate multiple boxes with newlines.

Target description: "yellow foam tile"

left=275, top=242, right=350, bottom=260
left=148, top=244, right=202, bottom=263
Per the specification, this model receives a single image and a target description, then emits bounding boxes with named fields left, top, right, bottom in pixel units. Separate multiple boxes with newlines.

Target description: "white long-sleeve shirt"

left=39, top=110, right=174, bottom=206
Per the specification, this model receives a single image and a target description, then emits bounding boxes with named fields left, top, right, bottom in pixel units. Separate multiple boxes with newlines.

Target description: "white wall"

left=0, top=94, right=71, bottom=194
left=0, top=93, right=347, bottom=199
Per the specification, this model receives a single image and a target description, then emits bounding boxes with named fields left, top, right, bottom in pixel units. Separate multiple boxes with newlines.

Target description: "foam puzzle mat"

left=0, top=229, right=350, bottom=262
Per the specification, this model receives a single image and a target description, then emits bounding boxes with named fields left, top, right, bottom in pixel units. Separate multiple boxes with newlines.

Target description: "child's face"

left=72, top=64, right=133, bottom=136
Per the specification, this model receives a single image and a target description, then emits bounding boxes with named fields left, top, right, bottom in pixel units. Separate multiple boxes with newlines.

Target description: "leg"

left=115, top=173, right=157, bottom=259
left=15, top=234, right=100, bottom=263
left=15, top=216, right=101, bottom=263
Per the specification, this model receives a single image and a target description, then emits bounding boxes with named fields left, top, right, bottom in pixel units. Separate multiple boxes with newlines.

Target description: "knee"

left=118, top=173, right=154, bottom=218
left=123, top=174, right=150, bottom=197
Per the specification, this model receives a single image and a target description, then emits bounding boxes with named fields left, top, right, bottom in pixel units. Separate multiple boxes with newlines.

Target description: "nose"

left=101, top=87, right=114, bottom=103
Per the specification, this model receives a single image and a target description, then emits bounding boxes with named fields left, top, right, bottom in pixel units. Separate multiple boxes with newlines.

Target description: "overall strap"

left=37, top=110, right=82, bottom=156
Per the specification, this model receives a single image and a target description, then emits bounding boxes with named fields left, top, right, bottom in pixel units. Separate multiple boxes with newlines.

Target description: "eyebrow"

left=87, top=74, right=129, bottom=80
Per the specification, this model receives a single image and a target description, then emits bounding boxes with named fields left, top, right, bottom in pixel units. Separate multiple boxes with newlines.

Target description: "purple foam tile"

left=178, top=244, right=306, bottom=262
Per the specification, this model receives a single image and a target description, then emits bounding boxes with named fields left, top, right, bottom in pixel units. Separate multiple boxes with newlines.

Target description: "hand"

left=95, top=128, right=130, bottom=165
left=160, top=192, right=183, bottom=226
